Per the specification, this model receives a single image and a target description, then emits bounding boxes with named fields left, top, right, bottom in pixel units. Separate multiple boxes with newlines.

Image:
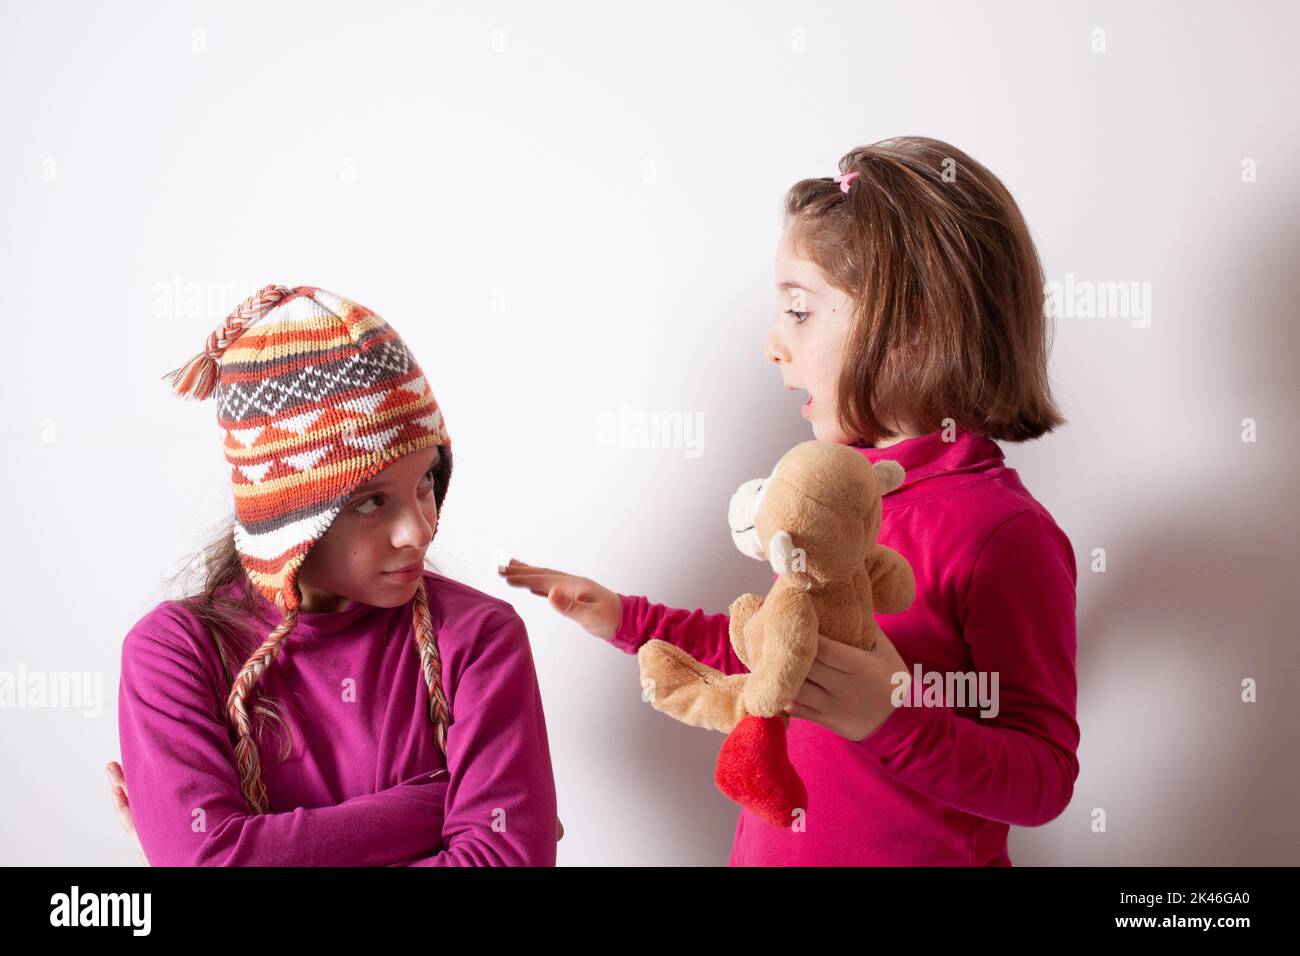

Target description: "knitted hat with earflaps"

left=164, top=284, right=452, bottom=813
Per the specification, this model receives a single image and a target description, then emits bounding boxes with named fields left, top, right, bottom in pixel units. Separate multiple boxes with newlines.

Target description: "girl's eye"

left=353, top=466, right=437, bottom=514
left=785, top=309, right=809, bottom=324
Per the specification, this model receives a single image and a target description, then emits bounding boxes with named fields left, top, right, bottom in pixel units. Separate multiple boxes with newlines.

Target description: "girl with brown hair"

left=503, top=136, right=1079, bottom=866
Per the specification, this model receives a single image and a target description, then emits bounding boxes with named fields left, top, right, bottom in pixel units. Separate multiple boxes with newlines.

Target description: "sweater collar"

left=855, top=426, right=1004, bottom=497
left=222, top=578, right=379, bottom=638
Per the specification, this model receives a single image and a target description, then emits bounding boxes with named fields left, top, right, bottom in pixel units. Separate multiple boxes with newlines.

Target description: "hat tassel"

left=162, top=283, right=296, bottom=401
left=162, top=351, right=222, bottom=400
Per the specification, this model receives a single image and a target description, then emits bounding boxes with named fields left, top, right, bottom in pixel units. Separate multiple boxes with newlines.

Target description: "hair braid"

left=412, top=578, right=451, bottom=756
left=226, top=607, right=299, bottom=814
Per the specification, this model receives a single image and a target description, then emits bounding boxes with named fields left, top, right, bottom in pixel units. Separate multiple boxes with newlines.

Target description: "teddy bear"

left=637, top=440, right=915, bottom=827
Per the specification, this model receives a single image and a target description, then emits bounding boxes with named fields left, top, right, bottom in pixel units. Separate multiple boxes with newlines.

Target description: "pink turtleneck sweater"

left=612, top=427, right=1080, bottom=866
left=117, top=571, right=557, bottom=866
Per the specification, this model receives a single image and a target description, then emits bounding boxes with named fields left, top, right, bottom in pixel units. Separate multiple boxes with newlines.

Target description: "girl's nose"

left=764, top=329, right=791, bottom=365
left=393, top=506, right=436, bottom=550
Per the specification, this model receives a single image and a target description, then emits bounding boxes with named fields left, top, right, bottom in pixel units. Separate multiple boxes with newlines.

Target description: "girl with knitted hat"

left=109, top=285, right=558, bottom=865
left=501, top=136, right=1080, bottom=866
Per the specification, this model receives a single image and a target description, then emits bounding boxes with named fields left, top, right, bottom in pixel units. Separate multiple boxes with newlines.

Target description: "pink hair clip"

left=833, top=170, right=860, bottom=193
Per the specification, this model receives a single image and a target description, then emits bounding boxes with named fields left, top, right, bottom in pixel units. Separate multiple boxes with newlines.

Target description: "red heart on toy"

left=715, top=714, right=808, bottom=828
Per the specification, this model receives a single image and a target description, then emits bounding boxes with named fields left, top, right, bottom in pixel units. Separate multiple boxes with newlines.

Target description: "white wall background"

left=1, top=0, right=1296, bottom=866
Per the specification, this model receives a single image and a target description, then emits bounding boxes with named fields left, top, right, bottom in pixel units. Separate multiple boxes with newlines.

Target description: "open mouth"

left=785, top=384, right=813, bottom=416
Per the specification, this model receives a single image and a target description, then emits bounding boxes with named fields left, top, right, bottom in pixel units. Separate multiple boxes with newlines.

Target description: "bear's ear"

left=767, top=530, right=798, bottom=576
left=872, top=460, right=906, bottom=496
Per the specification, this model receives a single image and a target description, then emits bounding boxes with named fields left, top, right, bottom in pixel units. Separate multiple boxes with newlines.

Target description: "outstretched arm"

left=610, top=594, right=748, bottom=676
left=495, top=560, right=748, bottom=677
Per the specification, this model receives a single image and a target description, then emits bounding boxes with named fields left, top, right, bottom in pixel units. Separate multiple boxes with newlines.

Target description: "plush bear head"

left=727, top=440, right=905, bottom=589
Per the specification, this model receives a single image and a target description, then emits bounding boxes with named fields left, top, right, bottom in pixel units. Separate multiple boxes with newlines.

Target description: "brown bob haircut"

left=783, top=135, right=1066, bottom=446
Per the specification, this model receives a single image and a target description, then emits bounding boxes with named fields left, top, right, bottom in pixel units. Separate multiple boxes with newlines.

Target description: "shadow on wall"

left=1057, top=188, right=1300, bottom=866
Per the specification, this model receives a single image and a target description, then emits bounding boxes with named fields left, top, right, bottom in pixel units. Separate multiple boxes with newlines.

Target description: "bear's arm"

left=866, top=545, right=915, bottom=615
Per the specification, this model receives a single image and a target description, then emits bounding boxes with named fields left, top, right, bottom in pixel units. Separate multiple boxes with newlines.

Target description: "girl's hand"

left=105, top=760, right=149, bottom=865
left=784, top=630, right=912, bottom=742
left=497, top=559, right=621, bottom=641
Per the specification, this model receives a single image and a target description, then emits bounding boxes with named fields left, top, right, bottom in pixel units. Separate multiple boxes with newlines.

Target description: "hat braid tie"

left=226, top=608, right=298, bottom=814
left=412, top=578, right=451, bottom=757
left=163, top=284, right=296, bottom=401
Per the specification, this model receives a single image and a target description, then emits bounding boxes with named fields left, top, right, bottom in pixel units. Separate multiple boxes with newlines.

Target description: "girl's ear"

left=872, top=460, right=905, bottom=496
